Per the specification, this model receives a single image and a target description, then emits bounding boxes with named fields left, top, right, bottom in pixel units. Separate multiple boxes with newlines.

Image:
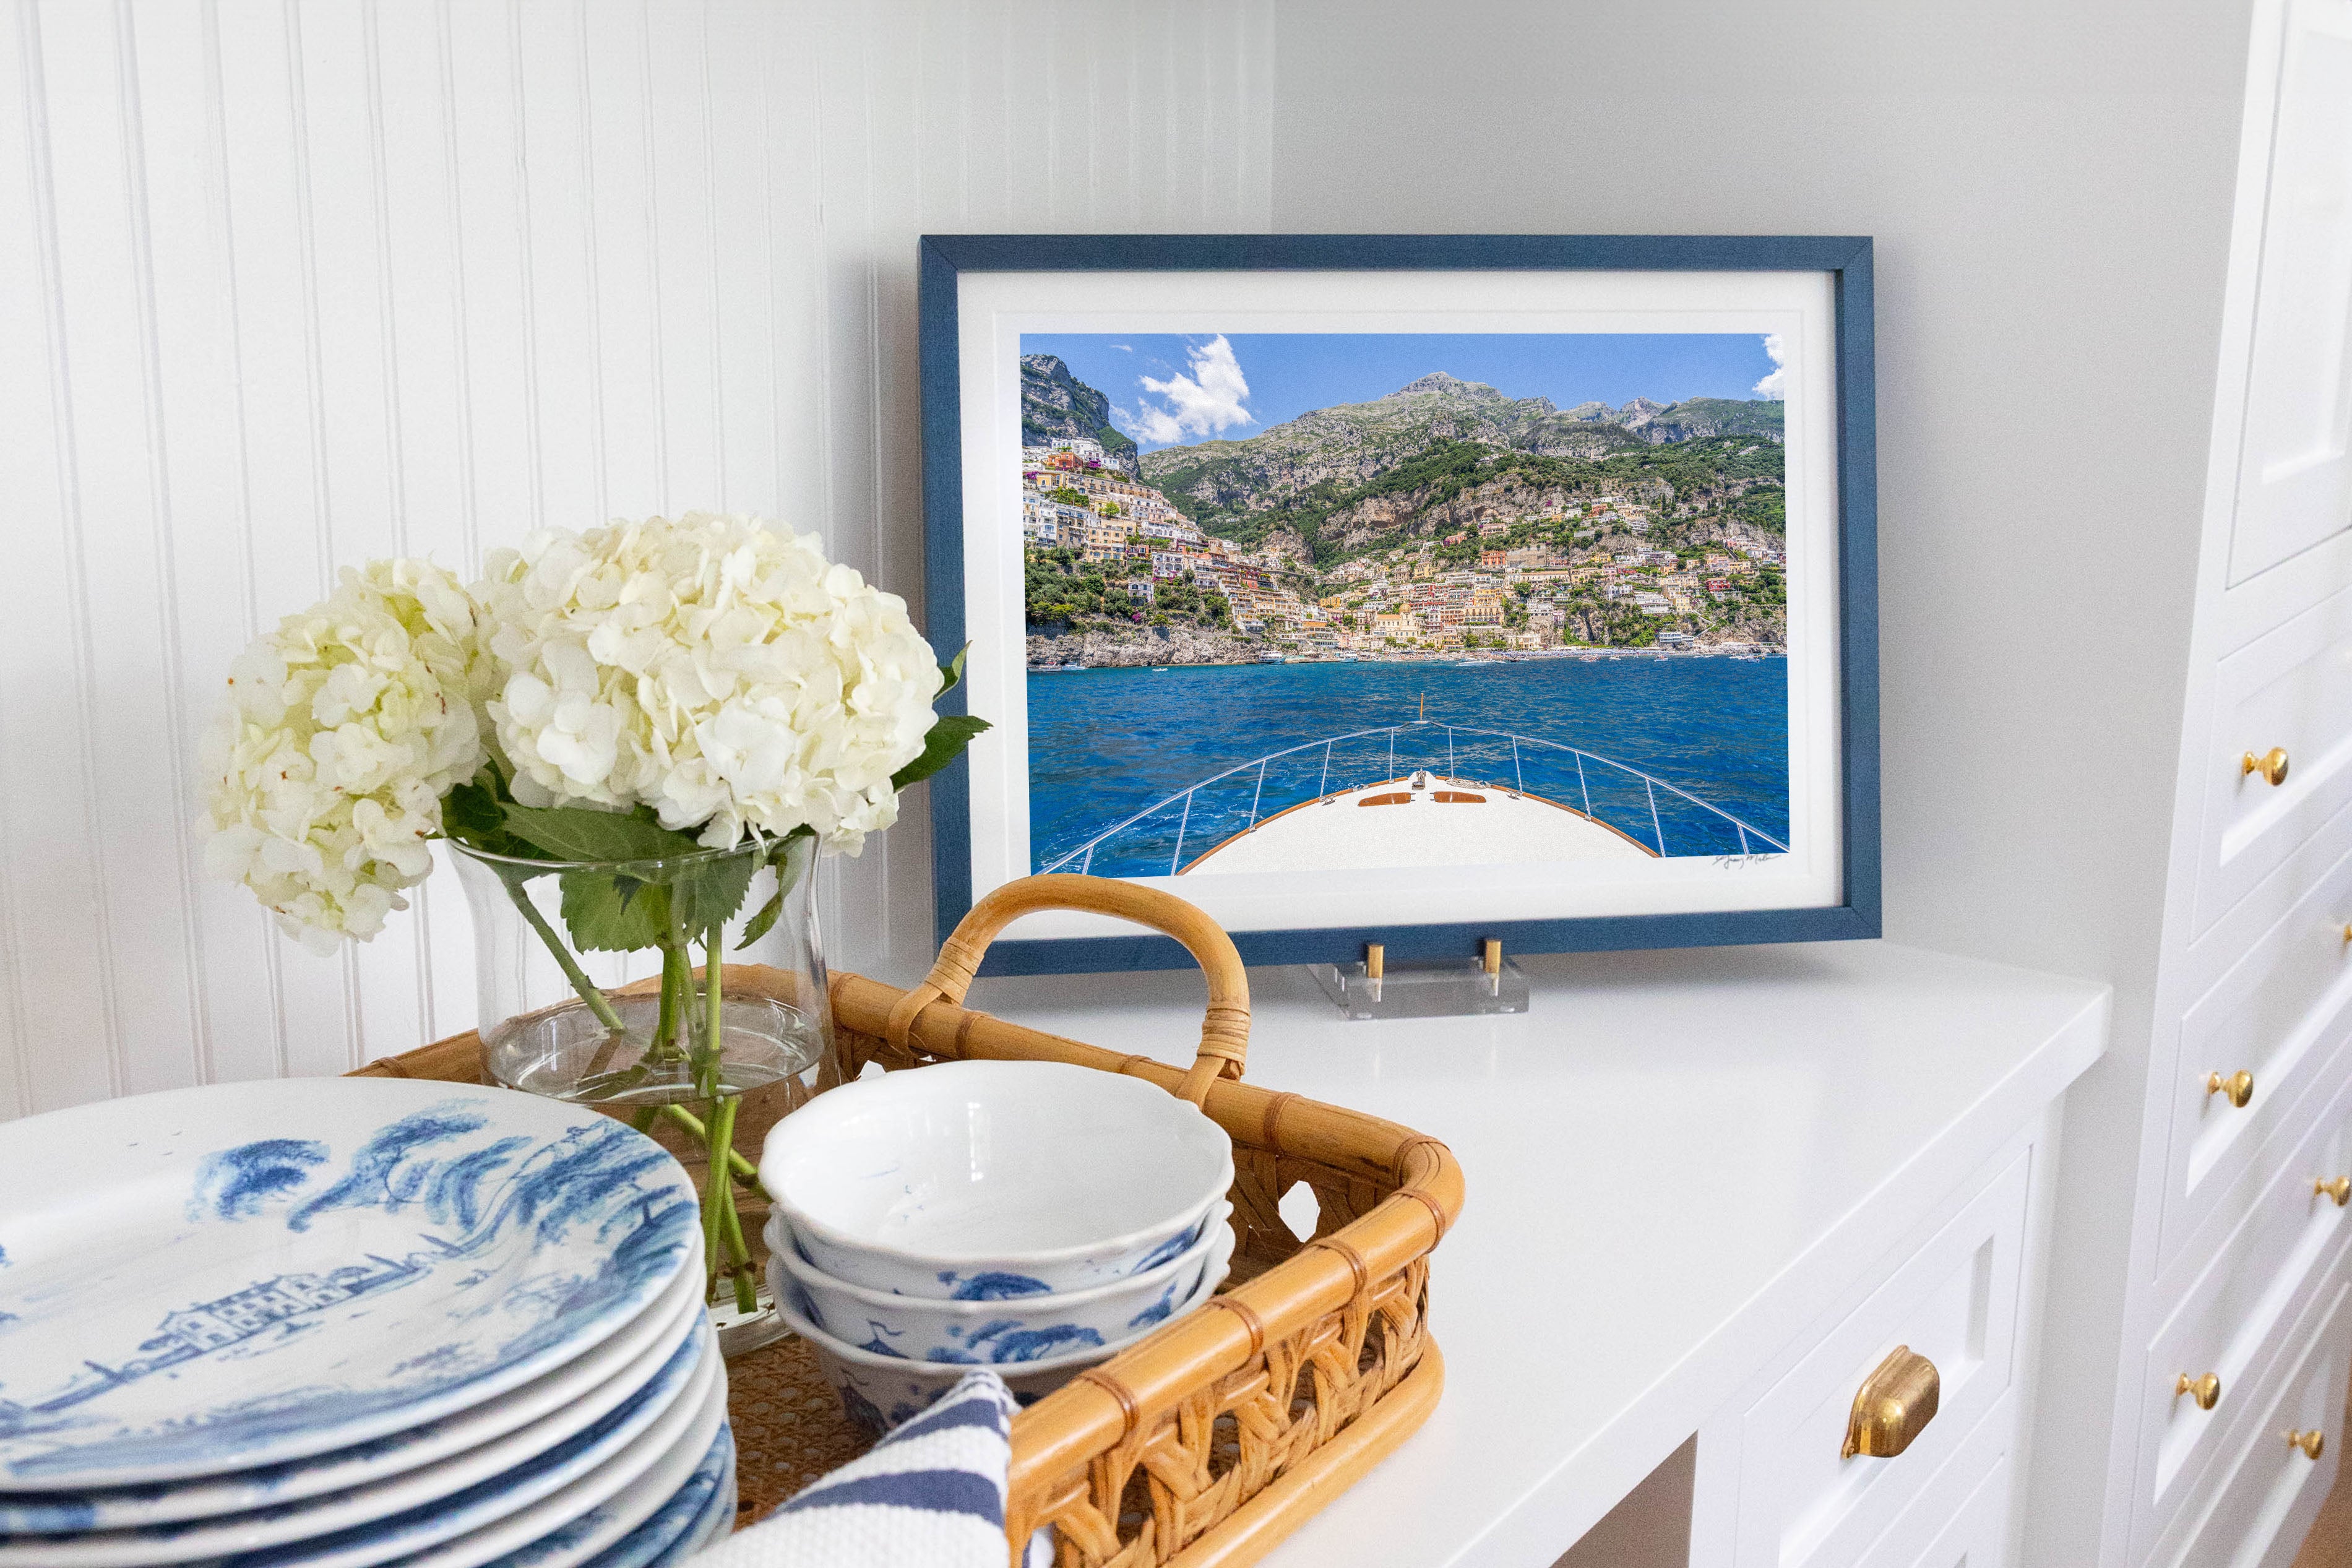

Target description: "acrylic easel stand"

left=1311, top=942, right=1530, bottom=1020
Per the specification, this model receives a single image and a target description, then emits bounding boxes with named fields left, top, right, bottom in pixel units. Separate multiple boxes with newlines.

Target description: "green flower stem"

left=722, top=1202, right=757, bottom=1314
left=656, top=937, right=691, bottom=1063
left=699, top=1094, right=742, bottom=1296
left=704, top=928, right=724, bottom=1086
left=655, top=1103, right=760, bottom=1187
left=499, top=874, right=627, bottom=1034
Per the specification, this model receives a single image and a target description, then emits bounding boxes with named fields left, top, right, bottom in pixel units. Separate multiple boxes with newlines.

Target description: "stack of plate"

left=0, top=1079, right=735, bottom=1568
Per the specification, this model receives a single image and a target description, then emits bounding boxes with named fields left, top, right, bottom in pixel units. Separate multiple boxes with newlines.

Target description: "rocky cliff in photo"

left=1020, top=353, right=1140, bottom=474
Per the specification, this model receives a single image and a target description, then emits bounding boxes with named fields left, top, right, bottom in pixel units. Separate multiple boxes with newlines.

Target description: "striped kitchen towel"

left=691, top=1369, right=1044, bottom=1568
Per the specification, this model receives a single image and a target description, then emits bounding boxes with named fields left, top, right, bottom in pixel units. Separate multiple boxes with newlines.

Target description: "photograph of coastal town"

left=1019, top=331, right=1795, bottom=881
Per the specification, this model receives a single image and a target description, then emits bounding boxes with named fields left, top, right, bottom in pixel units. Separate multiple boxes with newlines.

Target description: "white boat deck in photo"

left=1181, top=770, right=1656, bottom=874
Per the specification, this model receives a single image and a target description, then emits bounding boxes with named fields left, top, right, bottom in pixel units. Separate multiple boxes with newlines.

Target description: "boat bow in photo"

left=1040, top=718, right=1788, bottom=879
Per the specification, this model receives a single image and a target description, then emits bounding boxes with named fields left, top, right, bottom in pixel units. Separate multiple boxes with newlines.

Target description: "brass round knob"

left=2244, top=747, right=2291, bottom=786
left=2178, top=1372, right=2222, bottom=1410
left=2206, top=1070, right=2255, bottom=1108
left=2293, top=1429, right=2326, bottom=1459
left=2318, top=1177, right=2351, bottom=1207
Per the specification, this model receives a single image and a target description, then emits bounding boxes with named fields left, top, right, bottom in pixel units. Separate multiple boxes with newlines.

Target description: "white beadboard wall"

left=0, top=0, right=1273, bottom=1120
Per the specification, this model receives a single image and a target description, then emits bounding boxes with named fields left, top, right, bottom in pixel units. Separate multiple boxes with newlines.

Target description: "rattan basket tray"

left=354, top=874, right=1463, bottom=1567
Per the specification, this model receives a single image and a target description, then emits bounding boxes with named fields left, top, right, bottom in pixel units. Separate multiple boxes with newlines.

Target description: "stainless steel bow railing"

left=1037, top=718, right=1789, bottom=875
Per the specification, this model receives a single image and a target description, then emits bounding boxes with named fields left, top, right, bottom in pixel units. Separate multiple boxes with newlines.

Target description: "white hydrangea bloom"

left=478, top=513, right=943, bottom=853
left=198, top=560, right=494, bottom=952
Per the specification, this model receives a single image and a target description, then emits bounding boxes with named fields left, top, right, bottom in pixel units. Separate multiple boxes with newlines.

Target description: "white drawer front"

left=1730, top=1150, right=2029, bottom=1568
left=2196, top=584, right=2352, bottom=936
left=1859, top=1386, right=2012, bottom=1568
left=2156, top=1283, right=2347, bottom=1568
left=1897, top=1455, right=2010, bottom=1568
left=2137, top=1074, right=2352, bottom=1536
left=2161, top=837, right=2352, bottom=1275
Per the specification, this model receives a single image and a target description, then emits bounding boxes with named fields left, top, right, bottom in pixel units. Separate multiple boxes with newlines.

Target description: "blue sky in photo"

left=1019, top=331, right=1785, bottom=454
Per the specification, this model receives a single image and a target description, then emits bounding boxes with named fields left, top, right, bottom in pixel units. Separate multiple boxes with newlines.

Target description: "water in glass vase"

left=486, top=993, right=823, bottom=1106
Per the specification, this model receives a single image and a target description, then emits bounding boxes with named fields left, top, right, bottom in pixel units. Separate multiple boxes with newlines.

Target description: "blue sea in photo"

left=1026, top=657, right=1790, bottom=876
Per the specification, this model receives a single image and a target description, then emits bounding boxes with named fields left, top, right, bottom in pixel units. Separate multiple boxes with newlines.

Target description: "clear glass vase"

left=450, top=833, right=830, bottom=1357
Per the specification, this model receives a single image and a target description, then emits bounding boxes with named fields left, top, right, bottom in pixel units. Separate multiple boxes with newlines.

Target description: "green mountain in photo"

left=1131, top=371, right=1785, bottom=564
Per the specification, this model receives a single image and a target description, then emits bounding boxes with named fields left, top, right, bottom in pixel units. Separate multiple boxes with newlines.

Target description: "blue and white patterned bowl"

left=759, top=1060, right=1233, bottom=1299
left=768, top=1286, right=1107, bottom=1443
left=765, top=1203, right=1232, bottom=1364
left=0, top=1079, right=701, bottom=1491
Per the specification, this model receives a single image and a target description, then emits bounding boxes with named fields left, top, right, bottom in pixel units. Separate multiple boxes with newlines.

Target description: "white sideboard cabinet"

left=970, top=939, right=2106, bottom=1567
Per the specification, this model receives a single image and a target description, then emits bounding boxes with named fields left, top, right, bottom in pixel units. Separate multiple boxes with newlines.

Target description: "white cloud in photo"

left=1126, top=335, right=1254, bottom=444
left=1109, top=343, right=1133, bottom=351
left=1752, top=333, right=1787, bottom=399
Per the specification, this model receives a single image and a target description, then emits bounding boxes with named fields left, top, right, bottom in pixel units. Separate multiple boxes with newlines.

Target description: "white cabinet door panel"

left=2229, top=0, right=2352, bottom=588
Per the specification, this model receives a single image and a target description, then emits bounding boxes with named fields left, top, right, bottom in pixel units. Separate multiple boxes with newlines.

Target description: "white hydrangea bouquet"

left=199, top=513, right=984, bottom=1318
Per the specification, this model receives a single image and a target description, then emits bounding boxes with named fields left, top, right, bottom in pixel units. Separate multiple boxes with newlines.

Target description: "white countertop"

left=965, top=938, right=2106, bottom=1568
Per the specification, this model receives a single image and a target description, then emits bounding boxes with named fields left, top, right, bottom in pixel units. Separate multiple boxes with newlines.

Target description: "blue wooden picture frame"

left=919, top=234, right=1878, bottom=975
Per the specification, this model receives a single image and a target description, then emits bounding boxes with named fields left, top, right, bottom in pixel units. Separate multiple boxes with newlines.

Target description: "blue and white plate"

left=0, top=1080, right=700, bottom=1491
left=667, top=1429, right=735, bottom=1561
left=0, top=1265, right=706, bottom=1535
left=402, top=1367, right=728, bottom=1568
left=554, top=1424, right=733, bottom=1568
left=1, top=1323, right=717, bottom=1566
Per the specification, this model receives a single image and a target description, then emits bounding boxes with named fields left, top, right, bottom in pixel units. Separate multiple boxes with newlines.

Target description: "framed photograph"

left=919, top=235, right=1876, bottom=975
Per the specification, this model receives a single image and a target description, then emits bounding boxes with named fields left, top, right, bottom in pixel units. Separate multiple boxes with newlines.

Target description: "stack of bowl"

left=760, top=1061, right=1236, bottom=1437
left=0, top=1079, right=735, bottom=1568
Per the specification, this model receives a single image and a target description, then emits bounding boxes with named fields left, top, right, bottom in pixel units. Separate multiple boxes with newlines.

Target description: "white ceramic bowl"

left=770, top=1236, right=1227, bottom=1440
left=766, top=1203, right=1233, bottom=1364
left=759, top=1059, right=1234, bottom=1299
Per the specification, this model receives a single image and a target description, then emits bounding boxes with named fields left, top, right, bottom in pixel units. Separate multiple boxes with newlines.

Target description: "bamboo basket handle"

left=882, top=873, right=1249, bottom=1106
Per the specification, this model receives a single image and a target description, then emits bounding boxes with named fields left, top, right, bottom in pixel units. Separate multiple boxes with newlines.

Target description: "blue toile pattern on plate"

left=548, top=1424, right=734, bottom=1568
left=0, top=1080, right=699, bottom=1489
left=0, top=1325, right=713, bottom=1567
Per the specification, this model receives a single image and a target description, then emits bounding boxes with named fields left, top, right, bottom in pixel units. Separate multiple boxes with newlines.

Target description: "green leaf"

left=735, top=829, right=814, bottom=947
left=672, top=847, right=759, bottom=935
left=499, top=803, right=706, bottom=864
left=738, top=889, right=785, bottom=948
left=560, top=871, right=670, bottom=952
left=441, top=769, right=546, bottom=861
left=937, top=643, right=970, bottom=699
left=891, top=713, right=991, bottom=791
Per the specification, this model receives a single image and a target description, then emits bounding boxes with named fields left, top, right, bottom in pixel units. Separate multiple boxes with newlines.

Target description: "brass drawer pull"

left=2244, top=747, right=2291, bottom=786
left=1843, top=1345, right=1939, bottom=1459
left=2206, top=1070, right=2255, bottom=1108
left=2178, top=1372, right=2222, bottom=1410
left=2317, top=1176, right=2351, bottom=1207
left=2291, top=1429, right=2327, bottom=1459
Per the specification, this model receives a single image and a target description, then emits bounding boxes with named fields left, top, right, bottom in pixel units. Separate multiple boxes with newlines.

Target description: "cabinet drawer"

left=1728, top=1150, right=2029, bottom=1568
left=2153, top=1283, right=2347, bottom=1568
left=1895, top=1453, right=2010, bottom=1568
left=2195, top=583, right=2352, bottom=936
left=2160, top=840, right=2352, bottom=1275
left=2135, top=1073, right=2352, bottom=1536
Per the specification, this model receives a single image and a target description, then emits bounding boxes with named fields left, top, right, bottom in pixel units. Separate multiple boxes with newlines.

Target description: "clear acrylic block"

left=1309, top=957, right=1531, bottom=1020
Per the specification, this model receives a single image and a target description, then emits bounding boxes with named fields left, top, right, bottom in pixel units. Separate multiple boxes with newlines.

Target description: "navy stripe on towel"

left=881, top=1395, right=1006, bottom=1446
left=778, top=1470, right=1004, bottom=1528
